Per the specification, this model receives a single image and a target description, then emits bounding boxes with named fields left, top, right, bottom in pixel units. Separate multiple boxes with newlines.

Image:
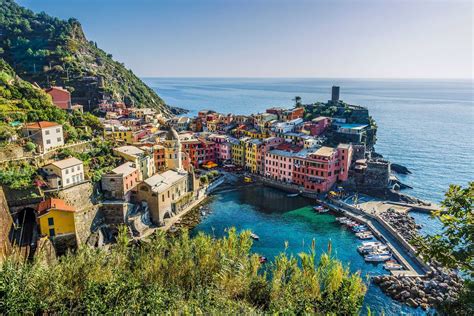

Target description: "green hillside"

left=0, top=0, right=173, bottom=115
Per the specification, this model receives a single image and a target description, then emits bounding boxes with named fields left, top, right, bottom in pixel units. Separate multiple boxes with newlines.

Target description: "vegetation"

left=0, top=58, right=102, bottom=144
left=57, top=139, right=122, bottom=182
left=0, top=228, right=367, bottom=314
left=0, top=0, right=171, bottom=114
left=0, top=161, right=38, bottom=189
left=412, top=182, right=473, bottom=315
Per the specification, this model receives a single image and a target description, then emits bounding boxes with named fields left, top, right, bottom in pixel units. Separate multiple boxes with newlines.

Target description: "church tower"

left=164, top=127, right=182, bottom=171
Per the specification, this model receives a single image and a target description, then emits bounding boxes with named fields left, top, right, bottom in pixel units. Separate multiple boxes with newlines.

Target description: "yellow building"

left=245, top=139, right=261, bottom=173
left=231, top=137, right=249, bottom=167
left=37, top=198, right=76, bottom=237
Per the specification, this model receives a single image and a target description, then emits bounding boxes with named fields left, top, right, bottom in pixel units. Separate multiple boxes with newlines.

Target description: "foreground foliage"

left=412, top=182, right=473, bottom=315
left=0, top=228, right=367, bottom=314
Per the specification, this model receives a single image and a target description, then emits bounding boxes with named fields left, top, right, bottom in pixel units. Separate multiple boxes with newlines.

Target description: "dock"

left=323, top=199, right=429, bottom=277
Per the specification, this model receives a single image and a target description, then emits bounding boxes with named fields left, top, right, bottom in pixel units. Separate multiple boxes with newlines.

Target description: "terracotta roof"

left=37, top=198, right=75, bottom=216
left=24, top=121, right=60, bottom=129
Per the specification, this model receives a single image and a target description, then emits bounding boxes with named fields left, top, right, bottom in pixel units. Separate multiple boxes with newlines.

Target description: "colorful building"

left=44, top=86, right=71, bottom=110
left=245, top=139, right=261, bottom=173
left=231, top=137, right=249, bottom=167
left=101, top=162, right=140, bottom=201
left=37, top=198, right=76, bottom=238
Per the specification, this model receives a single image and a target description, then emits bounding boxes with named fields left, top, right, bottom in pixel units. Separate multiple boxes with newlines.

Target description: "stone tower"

left=164, top=127, right=182, bottom=171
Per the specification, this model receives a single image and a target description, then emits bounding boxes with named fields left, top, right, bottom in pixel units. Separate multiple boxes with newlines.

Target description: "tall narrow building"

left=164, top=127, right=183, bottom=171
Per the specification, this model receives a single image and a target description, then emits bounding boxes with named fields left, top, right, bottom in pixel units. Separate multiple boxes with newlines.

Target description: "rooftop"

left=114, top=145, right=144, bottom=157
left=111, top=162, right=137, bottom=176
left=24, top=121, right=60, bottom=129
left=315, top=146, right=336, bottom=157
left=144, top=170, right=187, bottom=193
left=48, top=157, right=83, bottom=169
left=37, top=198, right=75, bottom=216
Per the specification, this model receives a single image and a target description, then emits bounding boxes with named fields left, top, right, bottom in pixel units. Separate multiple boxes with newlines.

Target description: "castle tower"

left=164, top=127, right=182, bottom=171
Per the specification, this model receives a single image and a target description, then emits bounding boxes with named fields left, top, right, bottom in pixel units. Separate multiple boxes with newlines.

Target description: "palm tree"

left=293, top=96, right=302, bottom=107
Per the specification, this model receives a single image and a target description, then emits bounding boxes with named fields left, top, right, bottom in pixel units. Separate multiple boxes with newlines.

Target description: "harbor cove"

left=0, top=1, right=472, bottom=315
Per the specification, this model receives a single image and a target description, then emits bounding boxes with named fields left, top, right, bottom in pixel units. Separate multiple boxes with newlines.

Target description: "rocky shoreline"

left=373, top=266, right=463, bottom=310
left=374, top=208, right=463, bottom=310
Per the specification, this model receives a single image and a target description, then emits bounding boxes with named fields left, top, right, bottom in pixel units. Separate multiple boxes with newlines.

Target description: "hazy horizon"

left=19, top=0, right=473, bottom=79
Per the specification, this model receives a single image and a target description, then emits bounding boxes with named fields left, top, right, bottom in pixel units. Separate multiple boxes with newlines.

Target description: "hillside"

left=0, top=0, right=173, bottom=115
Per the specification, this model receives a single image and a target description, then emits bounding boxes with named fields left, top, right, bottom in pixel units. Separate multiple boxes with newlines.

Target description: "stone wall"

left=51, top=182, right=102, bottom=245
left=100, top=202, right=129, bottom=226
left=0, top=187, right=13, bottom=262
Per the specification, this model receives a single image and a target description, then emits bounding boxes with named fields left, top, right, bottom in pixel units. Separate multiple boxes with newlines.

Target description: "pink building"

left=264, top=143, right=301, bottom=183
left=293, top=144, right=353, bottom=193
left=208, top=134, right=231, bottom=162
left=45, top=86, right=71, bottom=110
left=302, top=116, right=331, bottom=136
left=257, top=137, right=283, bottom=174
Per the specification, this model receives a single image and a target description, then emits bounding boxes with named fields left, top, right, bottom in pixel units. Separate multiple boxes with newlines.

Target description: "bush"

left=24, top=141, right=36, bottom=151
left=0, top=228, right=367, bottom=314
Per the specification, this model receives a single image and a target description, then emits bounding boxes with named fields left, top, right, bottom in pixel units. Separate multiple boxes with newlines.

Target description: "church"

left=136, top=128, right=200, bottom=226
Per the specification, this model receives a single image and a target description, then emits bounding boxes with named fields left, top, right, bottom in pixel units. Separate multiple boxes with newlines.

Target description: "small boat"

left=364, top=254, right=392, bottom=262
left=383, top=260, right=404, bottom=271
left=336, top=217, right=348, bottom=223
left=361, top=241, right=383, bottom=247
left=287, top=193, right=299, bottom=197
left=259, top=256, right=267, bottom=264
left=358, top=244, right=388, bottom=254
left=250, top=233, right=260, bottom=240
left=356, top=232, right=373, bottom=240
left=313, top=206, right=329, bottom=213
left=201, top=211, right=206, bottom=216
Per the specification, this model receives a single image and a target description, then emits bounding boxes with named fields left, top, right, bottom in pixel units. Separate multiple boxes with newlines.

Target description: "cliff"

left=0, top=0, right=173, bottom=115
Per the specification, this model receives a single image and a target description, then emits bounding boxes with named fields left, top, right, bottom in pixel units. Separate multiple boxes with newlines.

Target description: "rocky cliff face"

left=0, top=0, right=173, bottom=116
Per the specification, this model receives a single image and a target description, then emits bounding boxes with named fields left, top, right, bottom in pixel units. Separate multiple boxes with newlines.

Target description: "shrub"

left=0, top=228, right=367, bottom=314
left=24, top=141, right=36, bottom=151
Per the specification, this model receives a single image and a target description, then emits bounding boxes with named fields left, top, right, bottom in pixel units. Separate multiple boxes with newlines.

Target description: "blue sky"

left=19, top=0, right=473, bottom=79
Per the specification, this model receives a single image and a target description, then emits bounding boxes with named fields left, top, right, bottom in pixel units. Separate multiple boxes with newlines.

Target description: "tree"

left=412, top=182, right=473, bottom=274
left=293, top=96, right=302, bottom=107
left=412, top=182, right=473, bottom=316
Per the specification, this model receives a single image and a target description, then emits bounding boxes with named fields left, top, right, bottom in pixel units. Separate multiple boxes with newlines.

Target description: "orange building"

left=45, top=86, right=71, bottom=110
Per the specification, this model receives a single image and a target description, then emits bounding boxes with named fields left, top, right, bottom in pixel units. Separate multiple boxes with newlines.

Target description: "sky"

left=18, top=0, right=473, bottom=79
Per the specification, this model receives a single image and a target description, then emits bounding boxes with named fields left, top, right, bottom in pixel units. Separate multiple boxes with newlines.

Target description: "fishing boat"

left=250, top=233, right=260, bottom=240
left=383, top=260, right=404, bottom=271
left=259, top=256, right=267, bottom=264
left=364, top=254, right=392, bottom=262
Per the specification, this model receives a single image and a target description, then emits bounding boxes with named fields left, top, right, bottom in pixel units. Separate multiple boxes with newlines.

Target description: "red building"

left=181, top=138, right=217, bottom=168
left=45, top=86, right=71, bottom=110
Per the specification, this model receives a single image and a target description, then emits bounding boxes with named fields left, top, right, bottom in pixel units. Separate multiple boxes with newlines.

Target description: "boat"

left=383, top=260, right=404, bottom=271
left=287, top=193, right=299, bottom=197
left=313, top=206, right=329, bottom=213
left=361, top=241, right=383, bottom=247
left=250, top=233, right=260, bottom=240
left=336, top=217, right=348, bottom=223
left=201, top=211, right=206, bottom=216
left=364, top=254, right=392, bottom=262
left=356, top=232, right=373, bottom=240
left=358, top=244, right=388, bottom=254
left=259, top=256, right=267, bottom=264
left=244, top=176, right=253, bottom=183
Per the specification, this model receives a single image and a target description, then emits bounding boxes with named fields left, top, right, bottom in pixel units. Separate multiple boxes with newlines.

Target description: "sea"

left=143, top=78, right=474, bottom=314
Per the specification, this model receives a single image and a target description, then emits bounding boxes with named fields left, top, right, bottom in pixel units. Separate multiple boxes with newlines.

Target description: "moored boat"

left=250, top=233, right=260, bottom=240
left=383, top=260, right=404, bottom=270
left=364, top=254, right=392, bottom=262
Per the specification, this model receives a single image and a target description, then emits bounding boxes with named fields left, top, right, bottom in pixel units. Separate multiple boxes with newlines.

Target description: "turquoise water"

left=144, top=78, right=473, bottom=314
left=192, top=186, right=426, bottom=315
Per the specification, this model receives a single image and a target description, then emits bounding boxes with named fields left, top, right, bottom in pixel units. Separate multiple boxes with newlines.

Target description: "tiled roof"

left=37, top=198, right=75, bottom=216
left=24, top=121, right=60, bottom=129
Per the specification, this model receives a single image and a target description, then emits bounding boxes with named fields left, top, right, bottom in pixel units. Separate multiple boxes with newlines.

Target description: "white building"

left=22, top=121, right=64, bottom=153
left=42, top=157, right=84, bottom=189
left=113, top=145, right=155, bottom=180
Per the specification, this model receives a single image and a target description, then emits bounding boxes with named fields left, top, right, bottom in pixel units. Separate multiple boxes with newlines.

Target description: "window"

left=57, top=137, right=62, bottom=142
left=48, top=217, right=54, bottom=226
left=45, top=130, right=50, bottom=135
left=46, top=139, right=51, bottom=144
left=162, top=194, right=165, bottom=202
left=49, top=228, right=55, bottom=237
left=66, top=178, right=70, bottom=184
left=56, top=128, right=61, bottom=133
